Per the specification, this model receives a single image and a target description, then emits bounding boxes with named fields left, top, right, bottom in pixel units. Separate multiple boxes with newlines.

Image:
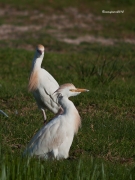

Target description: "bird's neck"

left=61, top=97, right=81, bottom=134
left=61, top=98, right=78, bottom=115
left=60, top=97, right=71, bottom=109
left=31, top=54, right=44, bottom=70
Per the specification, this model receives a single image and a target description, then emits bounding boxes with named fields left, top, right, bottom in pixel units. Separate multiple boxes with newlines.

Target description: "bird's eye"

left=70, top=89, right=75, bottom=92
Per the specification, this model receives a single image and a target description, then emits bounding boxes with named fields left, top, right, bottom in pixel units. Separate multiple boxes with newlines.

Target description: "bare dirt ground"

left=0, top=6, right=134, bottom=50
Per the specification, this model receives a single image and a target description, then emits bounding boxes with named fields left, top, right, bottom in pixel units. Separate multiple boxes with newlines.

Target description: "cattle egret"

left=28, top=44, right=61, bottom=123
left=24, top=84, right=89, bottom=160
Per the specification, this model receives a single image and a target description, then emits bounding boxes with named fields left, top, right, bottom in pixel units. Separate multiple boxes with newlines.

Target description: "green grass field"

left=0, top=0, right=135, bottom=179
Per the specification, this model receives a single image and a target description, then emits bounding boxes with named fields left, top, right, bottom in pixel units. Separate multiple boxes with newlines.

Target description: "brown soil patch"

left=0, top=24, right=41, bottom=40
left=0, top=6, right=134, bottom=49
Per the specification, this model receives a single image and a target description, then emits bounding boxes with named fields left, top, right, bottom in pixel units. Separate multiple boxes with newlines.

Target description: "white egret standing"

left=24, top=84, right=89, bottom=160
left=28, top=44, right=62, bottom=123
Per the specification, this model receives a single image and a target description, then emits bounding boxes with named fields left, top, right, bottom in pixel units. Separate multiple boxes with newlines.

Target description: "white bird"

left=28, top=44, right=62, bottom=123
left=24, top=83, right=89, bottom=160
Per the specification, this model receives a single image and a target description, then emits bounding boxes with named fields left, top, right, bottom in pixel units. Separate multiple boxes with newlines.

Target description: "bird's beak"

left=70, top=88, right=89, bottom=92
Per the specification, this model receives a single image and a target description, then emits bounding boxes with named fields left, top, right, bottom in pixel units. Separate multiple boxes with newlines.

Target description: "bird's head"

left=36, top=44, right=45, bottom=57
left=54, top=83, right=89, bottom=98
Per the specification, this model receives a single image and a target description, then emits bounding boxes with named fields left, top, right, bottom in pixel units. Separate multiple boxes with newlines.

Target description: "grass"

left=0, top=0, right=135, bottom=179
left=0, top=0, right=135, bottom=45
left=0, top=155, right=135, bottom=180
left=1, top=45, right=135, bottom=179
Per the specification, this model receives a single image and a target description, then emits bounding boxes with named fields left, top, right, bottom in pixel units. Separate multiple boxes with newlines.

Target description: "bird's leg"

left=41, top=109, right=47, bottom=124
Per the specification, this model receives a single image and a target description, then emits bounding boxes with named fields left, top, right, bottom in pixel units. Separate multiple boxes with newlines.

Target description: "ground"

left=0, top=5, right=135, bottom=51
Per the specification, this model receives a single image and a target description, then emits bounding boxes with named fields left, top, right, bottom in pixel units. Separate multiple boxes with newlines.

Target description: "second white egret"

left=28, top=44, right=61, bottom=123
left=24, top=84, right=89, bottom=159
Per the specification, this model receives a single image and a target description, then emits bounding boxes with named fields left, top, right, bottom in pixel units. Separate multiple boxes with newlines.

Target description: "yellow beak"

left=70, top=88, right=89, bottom=92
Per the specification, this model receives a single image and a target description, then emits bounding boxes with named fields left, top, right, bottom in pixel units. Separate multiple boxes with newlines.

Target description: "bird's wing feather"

left=25, top=115, right=66, bottom=156
left=38, top=69, right=60, bottom=108
left=40, top=69, right=59, bottom=95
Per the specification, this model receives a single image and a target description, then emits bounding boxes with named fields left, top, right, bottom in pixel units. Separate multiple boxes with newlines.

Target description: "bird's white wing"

left=40, top=68, right=59, bottom=94
left=37, top=69, right=60, bottom=110
left=24, top=115, right=66, bottom=156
